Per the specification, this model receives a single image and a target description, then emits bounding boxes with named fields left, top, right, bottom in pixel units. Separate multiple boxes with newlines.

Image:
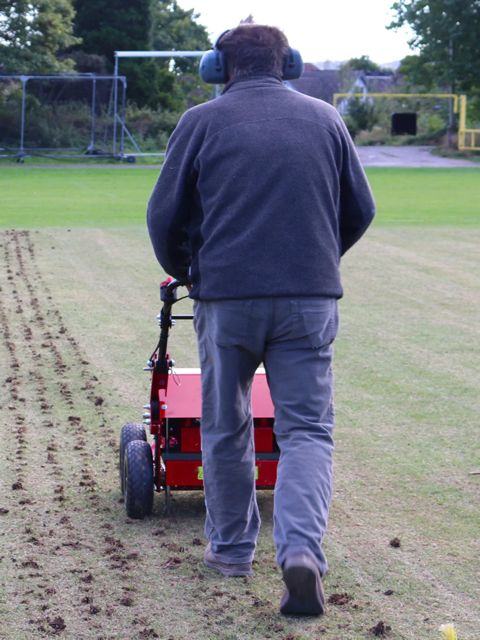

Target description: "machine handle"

left=150, top=278, right=192, bottom=369
left=160, top=277, right=189, bottom=303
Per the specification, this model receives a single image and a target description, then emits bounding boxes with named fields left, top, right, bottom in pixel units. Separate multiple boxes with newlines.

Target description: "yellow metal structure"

left=333, top=92, right=480, bottom=151
left=458, top=94, right=480, bottom=150
left=333, top=92, right=459, bottom=112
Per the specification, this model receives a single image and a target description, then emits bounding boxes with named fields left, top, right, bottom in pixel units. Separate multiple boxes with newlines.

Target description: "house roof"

left=287, top=65, right=399, bottom=105
left=287, top=67, right=341, bottom=104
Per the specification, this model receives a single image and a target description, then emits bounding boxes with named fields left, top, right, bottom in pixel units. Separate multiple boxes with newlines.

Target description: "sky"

left=177, top=0, right=415, bottom=65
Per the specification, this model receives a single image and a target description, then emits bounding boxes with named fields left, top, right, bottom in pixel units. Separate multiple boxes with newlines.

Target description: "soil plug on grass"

left=370, top=621, right=391, bottom=636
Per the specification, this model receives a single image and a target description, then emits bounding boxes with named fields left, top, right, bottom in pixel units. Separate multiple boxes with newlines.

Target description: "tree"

left=73, top=0, right=150, bottom=61
left=73, top=0, right=164, bottom=107
left=396, top=54, right=437, bottom=90
left=151, top=0, right=210, bottom=71
left=342, top=55, right=384, bottom=74
left=72, top=0, right=210, bottom=108
left=389, top=0, right=480, bottom=94
left=150, top=0, right=211, bottom=107
left=0, top=0, right=80, bottom=73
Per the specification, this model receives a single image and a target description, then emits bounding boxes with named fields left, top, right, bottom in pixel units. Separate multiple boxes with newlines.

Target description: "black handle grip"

left=160, top=278, right=189, bottom=303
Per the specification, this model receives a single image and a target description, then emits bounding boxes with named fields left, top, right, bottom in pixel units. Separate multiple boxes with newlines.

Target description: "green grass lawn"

left=1, top=166, right=479, bottom=639
left=0, top=166, right=479, bottom=228
left=367, top=168, right=480, bottom=225
left=0, top=167, right=159, bottom=227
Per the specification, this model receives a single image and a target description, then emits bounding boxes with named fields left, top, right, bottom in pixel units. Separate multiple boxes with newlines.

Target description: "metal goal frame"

left=0, top=73, right=127, bottom=161
left=113, top=50, right=206, bottom=159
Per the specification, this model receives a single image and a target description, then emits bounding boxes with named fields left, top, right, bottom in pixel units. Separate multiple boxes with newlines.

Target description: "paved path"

left=357, top=145, right=479, bottom=168
left=4, top=145, right=479, bottom=169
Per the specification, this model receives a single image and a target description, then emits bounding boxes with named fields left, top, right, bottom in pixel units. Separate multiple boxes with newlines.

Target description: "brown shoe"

left=203, top=543, right=253, bottom=577
left=280, top=553, right=325, bottom=616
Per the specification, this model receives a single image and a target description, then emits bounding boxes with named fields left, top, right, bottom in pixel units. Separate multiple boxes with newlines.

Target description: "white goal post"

left=113, top=50, right=206, bottom=158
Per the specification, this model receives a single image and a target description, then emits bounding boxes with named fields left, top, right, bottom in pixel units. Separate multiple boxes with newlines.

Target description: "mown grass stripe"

left=0, top=166, right=479, bottom=228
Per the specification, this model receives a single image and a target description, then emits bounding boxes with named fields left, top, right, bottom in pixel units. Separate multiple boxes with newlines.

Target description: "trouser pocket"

left=292, top=298, right=339, bottom=349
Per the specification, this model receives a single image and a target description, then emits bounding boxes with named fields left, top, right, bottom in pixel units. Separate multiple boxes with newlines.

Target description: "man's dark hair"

left=218, top=25, right=289, bottom=79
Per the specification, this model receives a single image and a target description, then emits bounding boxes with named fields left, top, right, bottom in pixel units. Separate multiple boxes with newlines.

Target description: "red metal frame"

left=146, top=278, right=279, bottom=495
left=148, top=366, right=278, bottom=492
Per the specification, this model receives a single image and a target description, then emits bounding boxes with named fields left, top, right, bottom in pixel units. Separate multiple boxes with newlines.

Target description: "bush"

left=123, top=104, right=181, bottom=151
left=0, top=82, right=22, bottom=147
left=343, top=98, right=378, bottom=139
left=0, top=81, right=186, bottom=154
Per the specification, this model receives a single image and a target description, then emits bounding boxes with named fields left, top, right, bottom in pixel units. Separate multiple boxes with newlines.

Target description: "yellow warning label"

left=255, top=466, right=259, bottom=480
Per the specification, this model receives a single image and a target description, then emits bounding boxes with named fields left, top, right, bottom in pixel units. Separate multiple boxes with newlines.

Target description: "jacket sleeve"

left=146, top=110, right=200, bottom=281
left=336, top=117, right=376, bottom=255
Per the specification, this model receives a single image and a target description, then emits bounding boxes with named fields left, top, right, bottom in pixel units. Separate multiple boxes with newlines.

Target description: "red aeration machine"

left=119, top=278, right=279, bottom=519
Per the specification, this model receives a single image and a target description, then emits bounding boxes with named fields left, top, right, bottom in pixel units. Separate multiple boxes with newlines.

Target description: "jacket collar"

left=222, top=74, right=284, bottom=95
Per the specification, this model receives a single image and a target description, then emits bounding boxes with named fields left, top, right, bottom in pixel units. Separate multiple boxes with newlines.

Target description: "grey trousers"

left=193, top=297, right=339, bottom=576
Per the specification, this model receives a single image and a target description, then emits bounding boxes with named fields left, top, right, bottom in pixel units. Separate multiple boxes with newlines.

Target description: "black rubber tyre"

left=124, top=440, right=154, bottom=519
left=119, top=423, right=146, bottom=495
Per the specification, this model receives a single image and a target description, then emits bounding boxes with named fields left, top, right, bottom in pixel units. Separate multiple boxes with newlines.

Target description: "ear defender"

left=282, top=49, right=304, bottom=80
left=199, top=30, right=230, bottom=84
left=199, top=40, right=304, bottom=84
left=199, top=49, right=229, bottom=84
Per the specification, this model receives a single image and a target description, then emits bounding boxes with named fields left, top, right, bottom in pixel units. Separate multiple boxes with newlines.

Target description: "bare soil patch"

left=1, top=228, right=479, bottom=639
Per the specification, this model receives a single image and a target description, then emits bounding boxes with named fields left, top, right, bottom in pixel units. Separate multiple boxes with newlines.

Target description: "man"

left=147, top=24, right=375, bottom=616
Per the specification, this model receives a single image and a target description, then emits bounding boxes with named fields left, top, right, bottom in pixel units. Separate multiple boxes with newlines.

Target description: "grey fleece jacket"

left=147, top=75, right=375, bottom=300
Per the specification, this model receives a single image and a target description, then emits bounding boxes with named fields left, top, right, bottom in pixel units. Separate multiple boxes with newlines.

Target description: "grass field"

left=0, top=166, right=479, bottom=640
left=1, top=166, right=480, bottom=227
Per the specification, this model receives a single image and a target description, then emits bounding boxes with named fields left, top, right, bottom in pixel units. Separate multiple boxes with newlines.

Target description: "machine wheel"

left=119, top=423, right=146, bottom=495
left=124, top=440, right=154, bottom=519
